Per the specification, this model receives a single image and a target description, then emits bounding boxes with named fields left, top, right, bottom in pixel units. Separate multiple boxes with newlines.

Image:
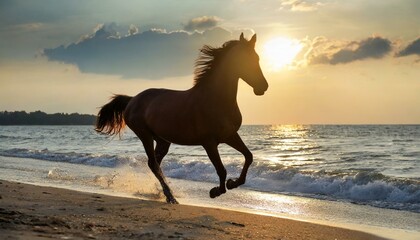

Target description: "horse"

left=95, top=33, right=268, bottom=204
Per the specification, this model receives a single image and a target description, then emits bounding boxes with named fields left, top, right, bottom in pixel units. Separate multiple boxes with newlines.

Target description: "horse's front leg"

left=203, top=143, right=227, bottom=198
left=224, top=133, right=253, bottom=190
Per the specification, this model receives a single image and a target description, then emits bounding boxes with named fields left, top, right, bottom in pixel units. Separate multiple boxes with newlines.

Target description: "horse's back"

left=124, top=87, right=242, bottom=145
left=124, top=88, right=194, bottom=140
left=124, top=88, right=171, bottom=130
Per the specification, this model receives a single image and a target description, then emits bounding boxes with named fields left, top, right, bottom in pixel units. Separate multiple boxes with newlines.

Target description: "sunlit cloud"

left=301, top=36, right=393, bottom=65
left=280, top=0, right=322, bottom=12
left=127, top=24, right=139, bottom=36
left=183, top=16, right=222, bottom=31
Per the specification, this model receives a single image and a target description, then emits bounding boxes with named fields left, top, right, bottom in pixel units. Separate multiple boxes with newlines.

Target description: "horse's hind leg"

left=154, top=137, right=170, bottom=165
left=140, top=133, right=178, bottom=204
left=203, top=143, right=227, bottom=198
left=224, top=133, right=253, bottom=190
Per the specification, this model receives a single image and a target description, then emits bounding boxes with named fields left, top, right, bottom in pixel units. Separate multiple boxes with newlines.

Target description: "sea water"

left=0, top=125, right=419, bottom=238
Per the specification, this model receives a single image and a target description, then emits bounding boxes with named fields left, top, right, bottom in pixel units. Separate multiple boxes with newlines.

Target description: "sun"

left=262, top=37, right=303, bottom=71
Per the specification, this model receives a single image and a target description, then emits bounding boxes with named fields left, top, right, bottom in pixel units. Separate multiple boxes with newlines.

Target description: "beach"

left=0, top=180, right=387, bottom=240
left=1, top=125, right=419, bottom=239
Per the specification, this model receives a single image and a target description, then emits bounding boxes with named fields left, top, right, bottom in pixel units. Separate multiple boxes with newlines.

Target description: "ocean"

left=0, top=125, right=419, bottom=238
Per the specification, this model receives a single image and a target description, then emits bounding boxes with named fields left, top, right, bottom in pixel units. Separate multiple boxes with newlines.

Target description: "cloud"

left=280, top=0, right=322, bottom=12
left=43, top=23, right=237, bottom=79
left=396, top=38, right=420, bottom=57
left=183, top=16, right=222, bottom=31
left=303, top=36, right=393, bottom=65
left=330, top=37, right=392, bottom=64
left=127, top=24, right=139, bottom=36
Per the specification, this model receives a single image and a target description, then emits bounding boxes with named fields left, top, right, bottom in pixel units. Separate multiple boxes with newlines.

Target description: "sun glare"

left=262, top=37, right=303, bottom=71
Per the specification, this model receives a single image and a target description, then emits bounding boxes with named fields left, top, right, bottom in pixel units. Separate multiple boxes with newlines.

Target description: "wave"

left=1, top=148, right=419, bottom=213
left=246, top=168, right=420, bottom=212
left=0, top=148, right=140, bottom=168
left=392, top=139, right=414, bottom=143
left=0, top=135, right=32, bottom=141
left=162, top=159, right=420, bottom=212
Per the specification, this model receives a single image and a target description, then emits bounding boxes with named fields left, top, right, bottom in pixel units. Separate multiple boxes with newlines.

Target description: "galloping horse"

left=95, top=33, right=268, bottom=204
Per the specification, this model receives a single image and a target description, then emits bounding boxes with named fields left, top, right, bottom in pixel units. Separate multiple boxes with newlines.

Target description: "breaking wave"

left=1, top=147, right=419, bottom=213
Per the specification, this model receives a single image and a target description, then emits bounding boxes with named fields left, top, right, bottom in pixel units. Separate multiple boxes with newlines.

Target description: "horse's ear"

left=250, top=34, right=257, bottom=46
left=239, top=32, right=245, bottom=42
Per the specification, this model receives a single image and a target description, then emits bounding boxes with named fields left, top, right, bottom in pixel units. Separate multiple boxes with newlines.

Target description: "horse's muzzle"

left=253, top=88, right=266, bottom=96
left=253, top=81, right=268, bottom=96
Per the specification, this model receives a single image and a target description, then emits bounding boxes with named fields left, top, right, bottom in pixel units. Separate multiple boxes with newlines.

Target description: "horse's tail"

left=95, top=95, right=132, bottom=136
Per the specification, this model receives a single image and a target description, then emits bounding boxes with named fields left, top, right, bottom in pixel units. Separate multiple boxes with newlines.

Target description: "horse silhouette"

left=95, top=33, right=268, bottom=204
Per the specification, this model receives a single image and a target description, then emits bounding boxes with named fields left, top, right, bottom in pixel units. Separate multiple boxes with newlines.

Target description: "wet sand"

left=0, top=180, right=386, bottom=240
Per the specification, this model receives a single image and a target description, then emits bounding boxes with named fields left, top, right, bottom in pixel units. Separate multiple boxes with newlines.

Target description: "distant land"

left=0, top=111, right=96, bottom=125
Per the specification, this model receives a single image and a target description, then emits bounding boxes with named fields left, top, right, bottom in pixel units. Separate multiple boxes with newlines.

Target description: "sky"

left=1, top=0, right=419, bottom=124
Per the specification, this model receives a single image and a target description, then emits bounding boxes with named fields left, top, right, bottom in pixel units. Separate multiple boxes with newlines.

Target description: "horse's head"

left=233, top=33, right=268, bottom=96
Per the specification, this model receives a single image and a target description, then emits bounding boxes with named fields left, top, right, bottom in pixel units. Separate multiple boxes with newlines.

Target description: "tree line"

left=0, top=111, right=96, bottom=125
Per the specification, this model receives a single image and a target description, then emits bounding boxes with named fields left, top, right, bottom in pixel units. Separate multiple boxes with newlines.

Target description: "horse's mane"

left=194, top=40, right=241, bottom=86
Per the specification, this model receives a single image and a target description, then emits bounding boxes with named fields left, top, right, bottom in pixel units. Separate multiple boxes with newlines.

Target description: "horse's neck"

left=193, top=62, right=239, bottom=107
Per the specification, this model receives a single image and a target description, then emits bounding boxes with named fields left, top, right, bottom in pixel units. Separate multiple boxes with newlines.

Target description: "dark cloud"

left=396, top=38, right=420, bottom=57
left=306, top=36, right=392, bottom=65
left=331, top=37, right=392, bottom=64
left=43, top=24, right=235, bottom=79
left=183, top=16, right=221, bottom=31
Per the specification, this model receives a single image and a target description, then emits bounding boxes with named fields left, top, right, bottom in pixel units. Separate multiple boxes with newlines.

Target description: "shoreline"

left=0, top=180, right=387, bottom=240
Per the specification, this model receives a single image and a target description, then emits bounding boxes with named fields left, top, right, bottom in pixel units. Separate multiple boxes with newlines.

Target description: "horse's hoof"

left=226, top=178, right=238, bottom=190
left=167, top=197, right=179, bottom=204
left=209, top=187, right=225, bottom=198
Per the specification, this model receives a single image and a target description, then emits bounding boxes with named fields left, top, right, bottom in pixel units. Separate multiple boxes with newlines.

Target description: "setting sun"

left=262, top=37, right=303, bottom=71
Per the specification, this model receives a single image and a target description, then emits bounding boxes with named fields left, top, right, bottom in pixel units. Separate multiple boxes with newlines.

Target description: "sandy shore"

left=0, top=180, right=386, bottom=240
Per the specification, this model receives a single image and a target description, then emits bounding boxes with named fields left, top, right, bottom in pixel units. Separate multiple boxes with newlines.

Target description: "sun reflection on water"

left=250, top=191, right=306, bottom=216
left=265, top=125, right=322, bottom=167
